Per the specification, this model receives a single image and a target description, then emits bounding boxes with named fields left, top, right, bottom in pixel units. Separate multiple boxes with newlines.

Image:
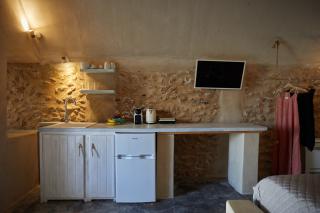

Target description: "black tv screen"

left=194, top=60, right=246, bottom=89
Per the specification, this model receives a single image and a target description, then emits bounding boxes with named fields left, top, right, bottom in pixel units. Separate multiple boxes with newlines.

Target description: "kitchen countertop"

left=38, top=122, right=267, bottom=133
left=7, top=129, right=38, bottom=138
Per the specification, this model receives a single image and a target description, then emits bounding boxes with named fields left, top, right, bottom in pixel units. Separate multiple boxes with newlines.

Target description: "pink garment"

left=291, top=94, right=301, bottom=175
left=272, top=93, right=301, bottom=175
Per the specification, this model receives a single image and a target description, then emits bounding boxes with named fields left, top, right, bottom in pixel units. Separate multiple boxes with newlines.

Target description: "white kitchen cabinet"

left=85, top=134, right=115, bottom=199
left=40, top=134, right=85, bottom=202
left=40, top=132, right=115, bottom=202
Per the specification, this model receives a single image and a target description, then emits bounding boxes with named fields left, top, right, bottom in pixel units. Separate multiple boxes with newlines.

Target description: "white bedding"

left=253, top=174, right=320, bottom=213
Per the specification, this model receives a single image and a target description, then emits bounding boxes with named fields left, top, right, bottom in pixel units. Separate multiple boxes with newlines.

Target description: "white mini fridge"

left=115, top=133, right=156, bottom=203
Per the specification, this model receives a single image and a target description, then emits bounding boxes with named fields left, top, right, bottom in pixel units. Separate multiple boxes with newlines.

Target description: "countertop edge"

left=38, top=123, right=268, bottom=133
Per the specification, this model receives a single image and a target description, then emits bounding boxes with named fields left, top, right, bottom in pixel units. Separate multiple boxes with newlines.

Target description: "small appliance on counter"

left=133, top=108, right=143, bottom=124
left=146, top=108, right=157, bottom=124
left=159, top=117, right=176, bottom=124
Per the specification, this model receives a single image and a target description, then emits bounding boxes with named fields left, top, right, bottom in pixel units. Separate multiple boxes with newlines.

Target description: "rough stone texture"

left=116, top=68, right=219, bottom=122
left=242, top=64, right=320, bottom=178
left=7, top=63, right=116, bottom=129
left=174, top=135, right=229, bottom=185
left=115, top=60, right=223, bottom=185
left=7, top=61, right=320, bottom=184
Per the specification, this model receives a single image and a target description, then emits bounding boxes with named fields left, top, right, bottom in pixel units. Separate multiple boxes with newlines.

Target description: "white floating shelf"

left=80, top=68, right=116, bottom=73
left=80, top=89, right=115, bottom=95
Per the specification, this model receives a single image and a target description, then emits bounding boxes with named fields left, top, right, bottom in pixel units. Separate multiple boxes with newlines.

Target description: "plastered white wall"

left=0, top=25, right=39, bottom=212
left=0, top=27, right=8, bottom=212
left=1, top=0, right=320, bottom=65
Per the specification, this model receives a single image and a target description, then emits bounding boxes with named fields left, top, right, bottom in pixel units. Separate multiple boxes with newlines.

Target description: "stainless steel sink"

left=50, top=122, right=96, bottom=128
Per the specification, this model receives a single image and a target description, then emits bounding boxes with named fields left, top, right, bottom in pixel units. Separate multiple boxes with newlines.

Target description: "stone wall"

left=7, top=60, right=320, bottom=185
left=116, top=67, right=219, bottom=121
left=7, top=63, right=116, bottom=129
left=242, top=64, right=320, bottom=178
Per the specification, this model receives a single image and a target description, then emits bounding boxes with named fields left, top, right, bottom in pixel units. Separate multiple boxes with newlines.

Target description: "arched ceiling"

left=1, top=0, right=320, bottom=64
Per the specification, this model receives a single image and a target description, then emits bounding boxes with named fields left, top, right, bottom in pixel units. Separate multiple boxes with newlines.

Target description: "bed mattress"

left=253, top=174, right=320, bottom=213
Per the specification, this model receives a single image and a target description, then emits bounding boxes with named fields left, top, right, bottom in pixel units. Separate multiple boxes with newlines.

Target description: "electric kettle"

left=146, top=108, right=157, bottom=124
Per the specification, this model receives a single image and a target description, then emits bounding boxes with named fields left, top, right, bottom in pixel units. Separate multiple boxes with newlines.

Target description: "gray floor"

left=13, top=180, right=251, bottom=213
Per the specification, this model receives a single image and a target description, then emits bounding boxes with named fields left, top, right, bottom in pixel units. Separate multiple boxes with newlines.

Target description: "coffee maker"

left=133, top=108, right=143, bottom=124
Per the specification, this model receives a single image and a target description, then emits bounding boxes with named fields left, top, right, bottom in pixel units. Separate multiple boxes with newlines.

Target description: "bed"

left=253, top=174, right=320, bottom=213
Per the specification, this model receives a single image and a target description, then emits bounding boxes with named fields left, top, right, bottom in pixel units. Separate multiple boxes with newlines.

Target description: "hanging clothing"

left=297, top=89, right=315, bottom=151
left=290, top=94, right=301, bottom=175
left=272, top=93, right=301, bottom=175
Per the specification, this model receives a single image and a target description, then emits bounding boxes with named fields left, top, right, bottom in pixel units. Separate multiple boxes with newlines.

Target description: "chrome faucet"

left=64, top=97, right=76, bottom=123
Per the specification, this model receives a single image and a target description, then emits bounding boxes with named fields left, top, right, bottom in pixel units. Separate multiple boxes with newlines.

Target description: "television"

left=194, top=59, right=246, bottom=90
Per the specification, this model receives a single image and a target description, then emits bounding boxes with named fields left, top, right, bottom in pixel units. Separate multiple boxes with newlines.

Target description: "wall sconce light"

left=272, top=39, right=281, bottom=66
left=20, top=15, right=42, bottom=40
left=29, top=31, right=42, bottom=39
left=61, top=56, right=70, bottom=63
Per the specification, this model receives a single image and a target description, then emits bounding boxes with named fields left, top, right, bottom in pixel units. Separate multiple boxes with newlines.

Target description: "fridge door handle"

left=138, top=154, right=155, bottom=159
left=117, top=154, right=155, bottom=159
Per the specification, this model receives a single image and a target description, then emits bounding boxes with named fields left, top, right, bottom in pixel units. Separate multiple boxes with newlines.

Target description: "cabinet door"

left=41, top=134, right=84, bottom=200
left=86, top=135, right=115, bottom=199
